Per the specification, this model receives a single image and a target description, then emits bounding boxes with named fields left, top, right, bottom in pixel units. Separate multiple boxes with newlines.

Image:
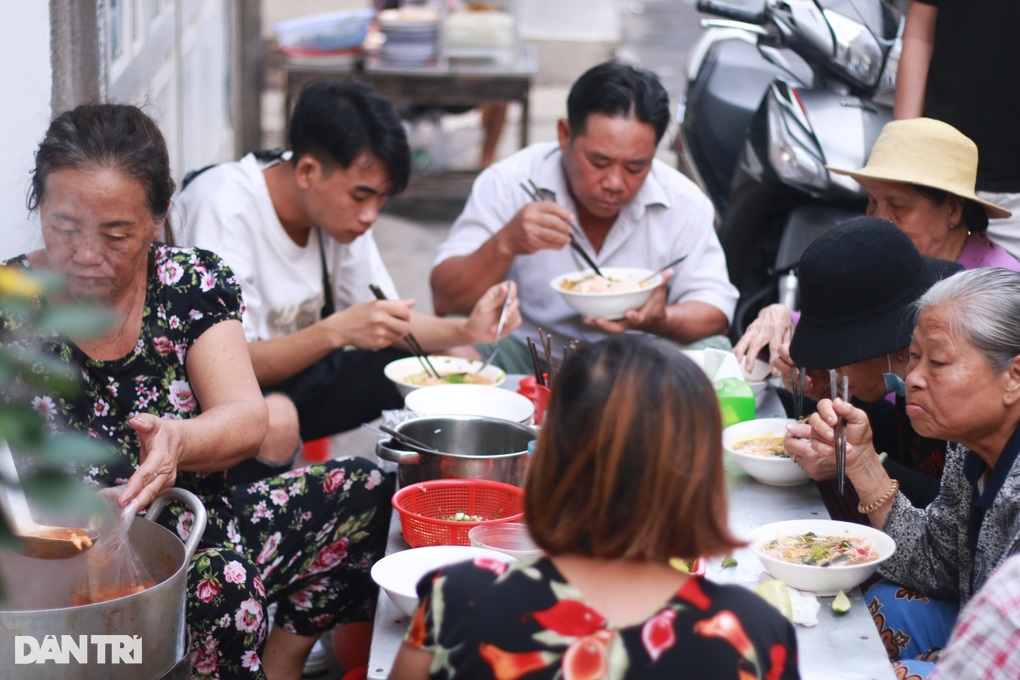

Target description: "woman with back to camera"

left=388, top=335, right=799, bottom=679
left=0, top=103, right=393, bottom=680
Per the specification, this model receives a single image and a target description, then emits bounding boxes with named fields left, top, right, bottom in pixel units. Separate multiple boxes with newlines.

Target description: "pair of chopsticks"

left=791, top=367, right=806, bottom=420
left=368, top=284, right=440, bottom=379
left=519, top=180, right=604, bottom=278
left=527, top=329, right=556, bottom=388
left=360, top=423, right=440, bottom=453
left=527, top=337, right=546, bottom=387
left=829, top=369, right=849, bottom=494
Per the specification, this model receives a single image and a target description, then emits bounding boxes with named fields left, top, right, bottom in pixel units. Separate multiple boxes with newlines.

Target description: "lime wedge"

left=832, top=590, right=851, bottom=615
left=669, top=557, right=694, bottom=573
left=755, top=579, right=794, bottom=621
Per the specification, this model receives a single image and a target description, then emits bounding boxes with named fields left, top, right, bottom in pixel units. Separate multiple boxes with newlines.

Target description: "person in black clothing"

left=783, top=217, right=961, bottom=523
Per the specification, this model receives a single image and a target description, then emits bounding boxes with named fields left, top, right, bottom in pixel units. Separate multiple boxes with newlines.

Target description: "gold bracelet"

left=858, top=479, right=900, bottom=514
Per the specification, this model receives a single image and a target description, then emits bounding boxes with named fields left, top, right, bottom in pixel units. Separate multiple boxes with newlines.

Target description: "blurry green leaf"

left=0, top=405, right=47, bottom=446
left=37, top=305, right=118, bottom=339
left=721, top=556, right=738, bottom=568
left=19, top=470, right=105, bottom=516
left=35, top=435, right=116, bottom=468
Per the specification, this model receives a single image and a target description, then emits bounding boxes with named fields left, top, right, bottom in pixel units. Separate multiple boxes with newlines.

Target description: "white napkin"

left=703, top=348, right=748, bottom=388
left=754, top=573, right=820, bottom=627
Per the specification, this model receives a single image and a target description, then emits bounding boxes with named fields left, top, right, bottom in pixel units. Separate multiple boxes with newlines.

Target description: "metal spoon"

left=476, top=284, right=513, bottom=373
left=359, top=423, right=441, bottom=453
left=819, top=553, right=850, bottom=567
left=0, top=438, right=98, bottom=559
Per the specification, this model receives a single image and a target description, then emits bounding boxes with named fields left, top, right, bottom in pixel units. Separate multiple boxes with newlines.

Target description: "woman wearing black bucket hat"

left=782, top=217, right=962, bottom=524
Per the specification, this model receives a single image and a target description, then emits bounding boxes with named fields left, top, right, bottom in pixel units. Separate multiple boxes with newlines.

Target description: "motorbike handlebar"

left=695, top=0, right=766, bottom=25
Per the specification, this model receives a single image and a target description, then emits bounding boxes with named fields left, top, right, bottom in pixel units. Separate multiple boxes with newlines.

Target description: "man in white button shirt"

left=431, top=61, right=737, bottom=371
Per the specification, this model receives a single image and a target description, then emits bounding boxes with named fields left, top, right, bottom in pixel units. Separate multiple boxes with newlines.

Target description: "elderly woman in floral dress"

left=0, top=103, right=392, bottom=680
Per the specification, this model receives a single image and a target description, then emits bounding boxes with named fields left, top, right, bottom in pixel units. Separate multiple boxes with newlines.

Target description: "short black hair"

left=289, top=80, right=411, bottom=195
left=913, top=184, right=990, bottom=233
left=29, top=103, right=176, bottom=242
left=566, top=61, right=671, bottom=144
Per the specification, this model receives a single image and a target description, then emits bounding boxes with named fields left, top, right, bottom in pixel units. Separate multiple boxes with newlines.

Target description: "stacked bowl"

left=377, top=8, right=439, bottom=65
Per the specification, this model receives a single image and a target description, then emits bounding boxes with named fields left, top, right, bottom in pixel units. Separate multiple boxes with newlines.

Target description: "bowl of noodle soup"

left=747, top=519, right=896, bottom=595
left=550, top=267, right=661, bottom=320
left=384, top=355, right=506, bottom=396
left=722, top=418, right=810, bottom=486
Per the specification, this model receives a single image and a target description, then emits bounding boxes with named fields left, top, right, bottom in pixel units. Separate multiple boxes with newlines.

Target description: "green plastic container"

left=716, top=377, right=756, bottom=429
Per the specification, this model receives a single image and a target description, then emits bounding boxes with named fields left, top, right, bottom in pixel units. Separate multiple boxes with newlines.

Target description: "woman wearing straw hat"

left=827, top=117, right=1018, bottom=271
left=734, top=117, right=1019, bottom=380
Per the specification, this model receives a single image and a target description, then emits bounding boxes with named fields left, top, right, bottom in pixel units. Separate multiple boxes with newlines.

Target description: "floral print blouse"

left=405, top=556, right=800, bottom=679
left=1, top=244, right=243, bottom=542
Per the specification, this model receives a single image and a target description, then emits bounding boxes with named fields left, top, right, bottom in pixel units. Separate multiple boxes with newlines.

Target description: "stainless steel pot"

left=376, top=415, right=537, bottom=487
left=0, top=487, right=207, bottom=679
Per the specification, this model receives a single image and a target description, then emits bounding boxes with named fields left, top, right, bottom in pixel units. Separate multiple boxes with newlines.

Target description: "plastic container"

left=274, top=9, right=375, bottom=52
left=468, top=522, right=542, bottom=559
left=392, top=479, right=525, bottom=548
left=715, top=377, right=756, bottom=429
left=517, top=375, right=550, bottom=425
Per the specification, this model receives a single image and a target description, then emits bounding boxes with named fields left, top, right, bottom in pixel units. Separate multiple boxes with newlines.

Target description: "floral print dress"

left=0, top=245, right=393, bottom=680
left=405, top=556, right=800, bottom=679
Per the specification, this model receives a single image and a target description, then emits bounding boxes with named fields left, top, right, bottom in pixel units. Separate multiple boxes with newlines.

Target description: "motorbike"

left=675, top=0, right=902, bottom=337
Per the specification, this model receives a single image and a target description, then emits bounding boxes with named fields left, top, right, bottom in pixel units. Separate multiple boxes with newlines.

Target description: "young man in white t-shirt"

left=178, top=81, right=518, bottom=483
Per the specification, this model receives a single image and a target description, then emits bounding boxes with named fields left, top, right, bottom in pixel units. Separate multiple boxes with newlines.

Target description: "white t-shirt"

left=434, top=142, right=738, bottom=352
left=175, top=153, right=398, bottom=342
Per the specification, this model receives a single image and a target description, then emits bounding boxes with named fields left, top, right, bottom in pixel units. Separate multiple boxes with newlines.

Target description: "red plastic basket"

left=393, top=479, right=526, bottom=548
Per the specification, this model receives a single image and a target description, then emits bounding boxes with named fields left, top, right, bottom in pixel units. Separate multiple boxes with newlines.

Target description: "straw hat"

left=789, top=217, right=963, bottom=369
left=827, top=118, right=1011, bottom=219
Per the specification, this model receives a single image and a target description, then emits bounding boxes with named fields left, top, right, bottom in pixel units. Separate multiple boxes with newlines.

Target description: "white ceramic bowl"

left=743, top=358, right=772, bottom=406
left=550, top=267, right=661, bottom=320
left=371, top=545, right=516, bottom=616
left=746, top=519, right=896, bottom=595
left=468, top=522, right=543, bottom=559
left=404, top=384, right=534, bottom=423
left=384, top=355, right=507, bottom=397
left=722, top=418, right=810, bottom=486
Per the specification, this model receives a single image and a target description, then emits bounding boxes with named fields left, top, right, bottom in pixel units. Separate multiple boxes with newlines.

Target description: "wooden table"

left=281, top=44, right=537, bottom=150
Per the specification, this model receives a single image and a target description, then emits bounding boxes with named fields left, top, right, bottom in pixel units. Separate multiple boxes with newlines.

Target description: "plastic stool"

left=303, top=437, right=330, bottom=463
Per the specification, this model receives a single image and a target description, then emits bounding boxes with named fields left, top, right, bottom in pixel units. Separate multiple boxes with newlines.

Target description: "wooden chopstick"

left=368, top=284, right=440, bottom=379
left=539, top=328, right=555, bottom=389
left=527, top=337, right=545, bottom=387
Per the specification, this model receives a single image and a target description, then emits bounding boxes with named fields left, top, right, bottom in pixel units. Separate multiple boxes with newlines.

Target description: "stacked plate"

left=377, top=8, right=439, bottom=65
left=404, top=384, right=535, bottom=424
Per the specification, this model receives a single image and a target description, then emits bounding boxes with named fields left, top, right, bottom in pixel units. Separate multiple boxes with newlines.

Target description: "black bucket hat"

left=788, top=217, right=963, bottom=369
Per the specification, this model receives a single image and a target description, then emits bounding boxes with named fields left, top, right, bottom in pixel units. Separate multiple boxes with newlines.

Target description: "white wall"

left=0, top=4, right=52, bottom=260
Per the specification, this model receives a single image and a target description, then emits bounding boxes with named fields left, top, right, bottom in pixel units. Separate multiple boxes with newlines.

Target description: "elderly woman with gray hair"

left=804, top=267, right=1020, bottom=671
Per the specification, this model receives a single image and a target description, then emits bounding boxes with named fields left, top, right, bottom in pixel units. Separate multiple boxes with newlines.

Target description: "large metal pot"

left=0, top=487, right=206, bottom=679
left=377, top=415, right=536, bottom=487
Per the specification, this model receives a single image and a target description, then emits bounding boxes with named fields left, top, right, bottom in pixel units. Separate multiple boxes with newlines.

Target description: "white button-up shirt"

left=434, top=142, right=738, bottom=354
